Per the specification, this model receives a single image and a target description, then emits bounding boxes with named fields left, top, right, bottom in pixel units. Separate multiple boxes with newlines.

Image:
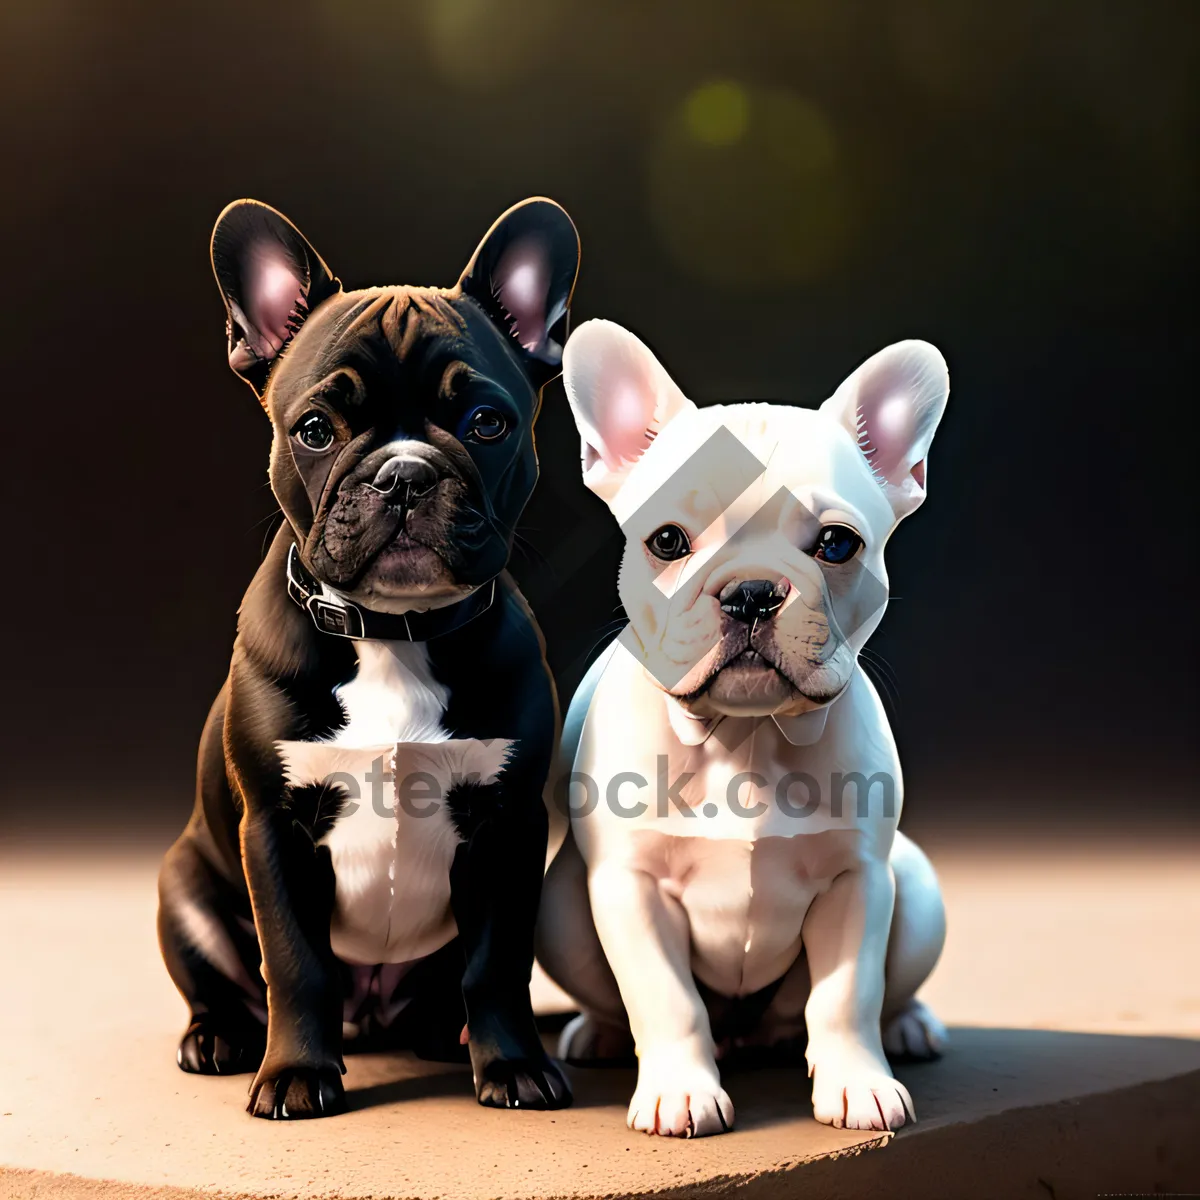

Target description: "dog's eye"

left=646, top=524, right=691, bottom=562
left=461, top=405, right=509, bottom=443
left=292, top=411, right=335, bottom=452
left=812, top=524, right=863, bottom=564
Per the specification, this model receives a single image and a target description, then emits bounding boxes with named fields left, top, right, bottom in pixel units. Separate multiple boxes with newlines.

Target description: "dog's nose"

left=719, top=579, right=786, bottom=623
left=366, top=456, right=438, bottom=506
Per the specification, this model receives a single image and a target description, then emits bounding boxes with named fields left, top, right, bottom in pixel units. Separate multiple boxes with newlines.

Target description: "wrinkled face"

left=209, top=197, right=579, bottom=613
left=615, top=407, right=896, bottom=716
left=563, top=321, right=949, bottom=718
left=266, top=292, right=541, bottom=611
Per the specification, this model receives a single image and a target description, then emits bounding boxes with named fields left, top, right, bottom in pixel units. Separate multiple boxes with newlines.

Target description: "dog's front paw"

left=627, top=1046, right=734, bottom=1137
left=177, top=1017, right=264, bottom=1076
left=247, top=1065, right=346, bottom=1120
left=558, top=1013, right=636, bottom=1065
left=474, top=1055, right=572, bottom=1109
left=883, top=999, right=946, bottom=1061
left=809, top=1043, right=914, bottom=1131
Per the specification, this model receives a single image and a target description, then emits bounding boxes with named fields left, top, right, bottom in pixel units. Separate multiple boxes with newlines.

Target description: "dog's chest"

left=330, top=640, right=451, bottom=748
left=278, top=641, right=461, bottom=966
left=648, top=830, right=860, bottom=997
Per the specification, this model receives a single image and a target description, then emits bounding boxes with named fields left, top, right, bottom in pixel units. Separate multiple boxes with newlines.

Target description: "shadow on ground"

left=341, top=1025, right=1200, bottom=1131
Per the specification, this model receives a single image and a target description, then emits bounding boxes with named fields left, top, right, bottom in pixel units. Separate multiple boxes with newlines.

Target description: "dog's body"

left=536, top=322, right=950, bottom=1137
left=158, top=198, right=579, bottom=1119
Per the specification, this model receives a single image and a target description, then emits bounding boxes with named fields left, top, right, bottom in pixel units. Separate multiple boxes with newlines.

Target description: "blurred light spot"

left=684, top=81, right=749, bottom=147
left=419, top=0, right=559, bottom=90
left=761, top=92, right=837, bottom=177
left=648, top=84, right=855, bottom=287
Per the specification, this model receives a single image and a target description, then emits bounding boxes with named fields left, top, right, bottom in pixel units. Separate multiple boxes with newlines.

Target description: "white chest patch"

left=276, top=641, right=514, bottom=966
left=329, top=640, right=451, bottom=747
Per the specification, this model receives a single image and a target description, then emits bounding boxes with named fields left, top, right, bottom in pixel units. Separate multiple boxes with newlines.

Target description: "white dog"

left=536, top=320, right=950, bottom=1137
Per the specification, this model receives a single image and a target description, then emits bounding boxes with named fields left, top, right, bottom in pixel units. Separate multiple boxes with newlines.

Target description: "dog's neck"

left=664, top=694, right=833, bottom=749
left=285, top=542, right=496, bottom=643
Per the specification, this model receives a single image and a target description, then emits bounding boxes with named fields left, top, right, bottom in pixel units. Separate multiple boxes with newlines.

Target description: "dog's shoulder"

left=234, top=526, right=354, bottom=685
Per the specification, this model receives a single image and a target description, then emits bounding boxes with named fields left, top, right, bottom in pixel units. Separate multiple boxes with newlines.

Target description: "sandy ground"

left=0, top=836, right=1197, bottom=1199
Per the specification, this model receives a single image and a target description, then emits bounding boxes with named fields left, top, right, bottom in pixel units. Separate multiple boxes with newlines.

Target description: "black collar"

left=286, top=542, right=496, bottom=642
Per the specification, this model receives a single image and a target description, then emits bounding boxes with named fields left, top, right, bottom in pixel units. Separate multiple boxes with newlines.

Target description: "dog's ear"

left=562, top=320, right=696, bottom=505
left=821, top=340, right=949, bottom=520
left=457, top=198, right=580, bottom=390
left=210, top=200, right=341, bottom=397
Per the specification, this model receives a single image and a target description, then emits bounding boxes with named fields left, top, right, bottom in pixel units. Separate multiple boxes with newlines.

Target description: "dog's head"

left=211, top=198, right=579, bottom=613
left=563, top=320, right=949, bottom=720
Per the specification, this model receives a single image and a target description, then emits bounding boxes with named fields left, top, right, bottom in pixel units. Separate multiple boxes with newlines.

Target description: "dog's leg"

left=734, top=835, right=946, bottom=1069
left=238, top=806, right=346, bottom=1119
left=158, top=831, right=266, bottom=1075
left=589, top=861, right=734, bottom=1137
left=536, top=829, right=634, bottom=1063
left=740, top=950, right=811, bottom=1054
left=881, top=831, right=947, bottom=1059
left=802, top=860, right=915, bottom=1130
left=203, top=660, right=348, bottom=1120
left=450, top=792, right=572, bottom=1110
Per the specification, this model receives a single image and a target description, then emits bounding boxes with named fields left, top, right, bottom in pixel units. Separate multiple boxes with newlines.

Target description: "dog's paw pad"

left=476, top=1057, right=572, bottom=1110
left=882, top=999, right=947, bottom=1061
left=176, top=1019, right=263, bottom=1076
left=558, top=1013, right=636, bottom=1065
left=811, top=1064, right=914, bottom=1131
left=247, top=1066, right=345, bottom=1120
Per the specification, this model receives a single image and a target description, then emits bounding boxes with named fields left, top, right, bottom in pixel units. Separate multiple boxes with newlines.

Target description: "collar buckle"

left=311, top=597, right=365, bottom=639
left=286, top=541, right=492, bottom=642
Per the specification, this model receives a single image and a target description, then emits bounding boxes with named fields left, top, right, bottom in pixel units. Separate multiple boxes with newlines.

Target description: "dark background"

left=1, top=1, right=1195, bottom=843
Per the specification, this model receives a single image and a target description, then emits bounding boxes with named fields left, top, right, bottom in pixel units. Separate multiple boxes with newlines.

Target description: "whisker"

left=582, top=619, right=627, bottom=663
left=858, top=647, right=901, bottom=714
left=248, top=506, right=283, bottom=532
left=860, top=645, right=900, bottom=686
left=251, top=508, right=284, bottom=557
left=512, top=531, right=551, bottom=569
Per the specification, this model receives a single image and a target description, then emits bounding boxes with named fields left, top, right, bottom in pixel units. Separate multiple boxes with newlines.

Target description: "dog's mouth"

left=307, top=472, right=507, bottom=609
left=674, top=631, right=849, bottom=716
left=371, top=525, right=452, bottom=568
left=694, top=646, right=795, bottom=713
left=671, top=628, right=787, bottom=701
left=379, top=525, right=443, bottom=557
left=343, top=516, right=476, bottom=603
left=724, top=648, right=775, bottom=672
left=354, top=534, right=467, bottom=607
